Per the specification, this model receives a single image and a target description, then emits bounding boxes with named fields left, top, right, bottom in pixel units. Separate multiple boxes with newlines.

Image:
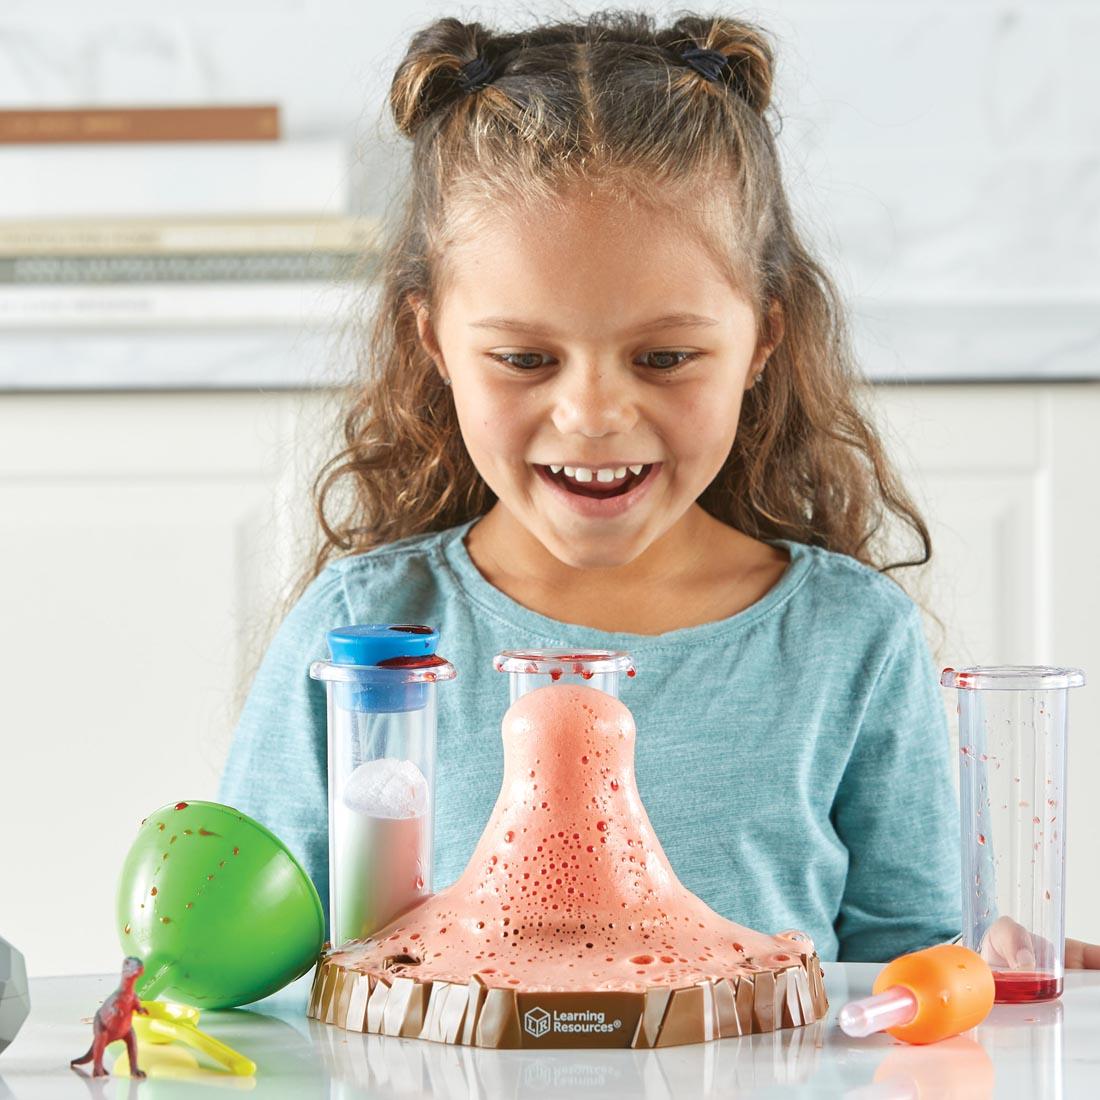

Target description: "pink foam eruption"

left=329, top=683, right=813, bottom=993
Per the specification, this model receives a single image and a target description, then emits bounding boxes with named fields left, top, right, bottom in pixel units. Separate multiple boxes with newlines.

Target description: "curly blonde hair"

left=289, top=8, right=931, bottom=610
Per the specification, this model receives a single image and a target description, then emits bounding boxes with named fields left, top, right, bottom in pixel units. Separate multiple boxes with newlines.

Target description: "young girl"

left=219, top=10, right=1097, bottom=967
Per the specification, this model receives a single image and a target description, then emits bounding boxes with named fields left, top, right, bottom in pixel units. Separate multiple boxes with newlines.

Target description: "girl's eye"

left=491, top=352, right=549, bottom=370
left=641, top=350, right=700, bottom=371
left=489, top=350, right=701, bottom=372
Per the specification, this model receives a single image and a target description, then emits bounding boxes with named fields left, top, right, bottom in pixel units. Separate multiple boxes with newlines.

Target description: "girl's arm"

left=217, top=569, right=349, bottom=933
left=830, top=603, right=962, bottom=961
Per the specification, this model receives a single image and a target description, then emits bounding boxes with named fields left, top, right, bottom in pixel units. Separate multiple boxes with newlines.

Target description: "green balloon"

left=117, top=800, right=325, bottom=1009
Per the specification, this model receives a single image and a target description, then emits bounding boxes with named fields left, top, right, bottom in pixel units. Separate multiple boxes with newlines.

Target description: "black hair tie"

left=680, top=45, right=729, bottom=83
left=457, top=54, right=498, bottom=94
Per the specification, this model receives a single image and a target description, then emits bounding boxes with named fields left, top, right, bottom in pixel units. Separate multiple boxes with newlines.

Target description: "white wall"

left=3, top=0, right=1096, bottom=380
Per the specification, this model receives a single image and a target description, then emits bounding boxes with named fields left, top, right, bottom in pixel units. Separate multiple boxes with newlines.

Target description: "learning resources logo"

left=523, top=1006, right=622, bottom=1039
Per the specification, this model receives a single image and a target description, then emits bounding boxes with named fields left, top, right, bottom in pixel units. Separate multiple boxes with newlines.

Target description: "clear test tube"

left=310, top=624, right=455, bottom=947
left=493, top=648, right=636, bottom=703
left=941, top=665, right=1085, bottom=1003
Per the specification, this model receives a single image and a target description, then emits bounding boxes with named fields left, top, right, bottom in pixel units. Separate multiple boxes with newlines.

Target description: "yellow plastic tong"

left=132, top=1000, right=256, bottom=1076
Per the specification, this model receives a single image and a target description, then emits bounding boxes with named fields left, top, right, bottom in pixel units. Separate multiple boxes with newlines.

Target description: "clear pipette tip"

left=837, top=985, right=918, bottom=1038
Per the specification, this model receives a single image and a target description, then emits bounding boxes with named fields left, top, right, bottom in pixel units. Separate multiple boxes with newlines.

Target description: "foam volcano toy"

left=308, top=683, right=828, bottom=1047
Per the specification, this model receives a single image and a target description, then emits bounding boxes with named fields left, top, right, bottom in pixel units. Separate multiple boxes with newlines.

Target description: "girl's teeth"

left=544, top=463, right=651, bottom=487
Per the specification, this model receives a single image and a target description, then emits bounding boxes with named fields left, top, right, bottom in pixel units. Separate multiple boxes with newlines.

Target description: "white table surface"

left=2, top=963, right=1098, bottom=1098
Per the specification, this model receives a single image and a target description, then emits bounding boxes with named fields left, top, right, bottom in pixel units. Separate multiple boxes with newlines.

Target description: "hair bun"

left=661, top=16, right=775, bottom=114
left=389, top=17, right=499, bottom=139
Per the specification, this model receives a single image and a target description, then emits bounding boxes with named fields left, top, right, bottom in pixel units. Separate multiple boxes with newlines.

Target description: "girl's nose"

left=548, top=359, right=637, bottom=438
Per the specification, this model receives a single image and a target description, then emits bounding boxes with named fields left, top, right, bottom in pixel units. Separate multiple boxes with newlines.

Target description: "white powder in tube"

left=333, top=758, right=430, bottom=943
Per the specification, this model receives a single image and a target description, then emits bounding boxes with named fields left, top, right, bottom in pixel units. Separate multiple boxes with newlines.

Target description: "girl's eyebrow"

left=469, top=312, right=719, bottom=336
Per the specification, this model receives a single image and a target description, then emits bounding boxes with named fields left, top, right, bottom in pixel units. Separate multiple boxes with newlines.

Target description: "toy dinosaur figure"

left=70, top=957, right=149, bottom=1078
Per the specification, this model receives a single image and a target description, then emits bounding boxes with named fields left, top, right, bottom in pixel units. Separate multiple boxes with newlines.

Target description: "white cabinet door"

left=0, top=392, right=322, bottom=975
left=869, top=383, right=1100, bottom=938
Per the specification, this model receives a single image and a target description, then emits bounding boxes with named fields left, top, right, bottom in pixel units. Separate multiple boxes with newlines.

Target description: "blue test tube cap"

left=327, top=623, right=441, bottom=713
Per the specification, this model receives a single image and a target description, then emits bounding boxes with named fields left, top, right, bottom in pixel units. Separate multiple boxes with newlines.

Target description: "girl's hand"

left=981, top=914, right=1100, bottom=969
left=1065, top=937, right=1100, bottom=969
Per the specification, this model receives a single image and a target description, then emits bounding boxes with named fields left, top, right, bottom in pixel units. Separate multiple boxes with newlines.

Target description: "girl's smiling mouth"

left=532, top=462, right=661, bottom=517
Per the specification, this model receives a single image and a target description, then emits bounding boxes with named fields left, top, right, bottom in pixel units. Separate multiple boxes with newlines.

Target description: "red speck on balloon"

left=390, top=625, right=433, bottom=634
left=580, top=669, right=594, bottom=679
left=610, top=779, right=619, bottom=791
left=733, top=942, right=744, bottom=952
left=978, top=834, right=986, bottom=845
left=549, top=668, right=563, bottom=681
left=505, top=830, right=514, bottom=843
left=150, top=887, right=157, bottom=896
left=175, top=802, right=188, bottom=810
left=581, top=755, right=588, bottom=764
left=596, top=820, right=608, bottom=832
left=626, top=668, right=636, bottom=678
left=198, top=828, right=220, bottom=837
left=232, top=847, right=239, bottom=856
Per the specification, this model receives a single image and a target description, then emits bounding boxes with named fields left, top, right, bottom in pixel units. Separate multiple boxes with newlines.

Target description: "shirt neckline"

left=438, top=516, right=815, bottom=652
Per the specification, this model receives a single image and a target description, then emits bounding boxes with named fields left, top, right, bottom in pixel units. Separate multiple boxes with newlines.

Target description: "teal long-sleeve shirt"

left=218, top=516, right=961, bottom=961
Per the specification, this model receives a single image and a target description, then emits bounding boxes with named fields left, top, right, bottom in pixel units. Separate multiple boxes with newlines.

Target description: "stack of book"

left=0, top=104, right=376, bottom=326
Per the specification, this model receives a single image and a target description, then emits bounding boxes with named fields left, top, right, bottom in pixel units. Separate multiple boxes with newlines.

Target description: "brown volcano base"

left=306, top=949, right=828, bottom=1048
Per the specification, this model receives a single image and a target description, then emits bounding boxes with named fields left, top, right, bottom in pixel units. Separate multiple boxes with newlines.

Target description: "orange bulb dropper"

left=838, top=944, right=995, bottom=1045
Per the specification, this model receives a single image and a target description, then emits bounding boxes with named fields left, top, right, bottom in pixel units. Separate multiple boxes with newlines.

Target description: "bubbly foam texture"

left=331, top=684, right=814, bottom=992
left=342, top=757, right=429, bottom=818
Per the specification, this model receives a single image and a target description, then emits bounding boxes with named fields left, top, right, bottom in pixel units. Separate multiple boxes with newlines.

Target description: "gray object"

left=0, top=936, right=30, bottom=1055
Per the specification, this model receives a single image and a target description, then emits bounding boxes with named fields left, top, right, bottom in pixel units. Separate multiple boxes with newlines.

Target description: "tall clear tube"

left=942, top=665, right=1085, bottom=1003
left=310, top=625, right=455, bottom=947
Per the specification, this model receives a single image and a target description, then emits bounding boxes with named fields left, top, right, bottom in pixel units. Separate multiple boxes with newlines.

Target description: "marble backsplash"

left=1, top=0, right=1097, bottom=387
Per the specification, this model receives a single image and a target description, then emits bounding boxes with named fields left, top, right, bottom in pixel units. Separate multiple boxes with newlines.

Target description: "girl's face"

left=414, top=193, right=776, bottom=571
